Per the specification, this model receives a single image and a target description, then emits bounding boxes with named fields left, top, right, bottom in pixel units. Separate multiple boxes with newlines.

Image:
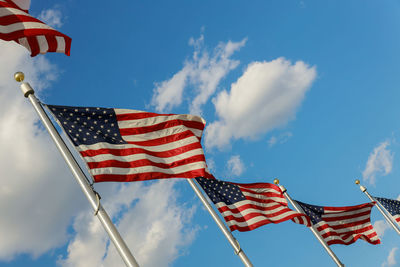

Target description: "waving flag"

left=196, top=177, right=310, bottom=232
left=296, top=201, right=380, bottom=246
left=374, top=197, right=400, bottom=226
left=0, top=0, right=71, bottom=56
left=47, top=104, right=212, bottom=183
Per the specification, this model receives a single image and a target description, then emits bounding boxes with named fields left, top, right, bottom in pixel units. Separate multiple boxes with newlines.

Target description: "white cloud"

left=206, top=158, right=216, bottom=173
left=205, top=58, right=316, bottom=149
left=151, top=35, right=246, bottom=115
left=382, top=247, right=399, bottom=267
left=59, top=180, right=197, bottom=267
left=227, top=155, right=245, bottom=177
left=374, top=220, right=391, bottom=238
left=151, top=67, right=191, bottom=113
left=38, top=8, right=64, bottom=28
left=397, top=195, right=400, bottom=201
left=0, top=41, right=83, bottom=260
left=362, top=141, right=394, bottom=184
left=268, top=132, right=293, bottom=147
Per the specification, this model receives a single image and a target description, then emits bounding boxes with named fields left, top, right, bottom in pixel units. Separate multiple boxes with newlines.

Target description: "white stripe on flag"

left=218, top=203, right=297, bottom=220
left=83, top=148, right=205, bottom=164
left=0, top=6, right=26, bottom=16
left=17, top=37, right=30, bottom=51
left=56, top=35, right=66, bottom=52
left=89, top=161, right=208, bottom=176
left=37, top=35, right=49, bottom=54
left=0, top=21, right=53, bottom=33
left=242, top=191, right=287, bottom=204
left=321, top=214, right=371, bottom=229
left=116, top=113, right=205, bottom=127
left=78, top=135, right=200, bottom=153
left=120, top=125, right=203, bottom=141
left=322, top=206, right=371, bottom=218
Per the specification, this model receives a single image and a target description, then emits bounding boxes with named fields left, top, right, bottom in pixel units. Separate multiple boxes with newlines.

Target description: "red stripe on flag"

left=323, top=203, right=372, bottom=212
left=119, top=119, right=205, bottom=136
left=124, top=130, right=196, bottom=146
left=2, top=0, right=21, bottom=10
left=220, top=207, right=298, bottom=223
left=116, top=112, right=177, bottom=120
left=45, top=34, right=58, bottom=52
left=218, top=202, right=284, bottom=215
left=80, top=142, right=203, bottom=158
left=93, top=169, right=213, bottom=183
left=0, top=13, right=42, bottom=25
left=326, top=232, right=380, bottom=246
left=322, top=210, right=372, bottom=223
left=87, top=154, right=206, bottom=170
left=27, top=36, right=39, bottom=56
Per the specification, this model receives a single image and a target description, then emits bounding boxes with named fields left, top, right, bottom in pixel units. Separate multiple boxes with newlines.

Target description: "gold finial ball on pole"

left=273, top=178, right=279, bottom=185
left=355, top=179, right=360, bottom=185
left=14, top=72, right=25, bottom=82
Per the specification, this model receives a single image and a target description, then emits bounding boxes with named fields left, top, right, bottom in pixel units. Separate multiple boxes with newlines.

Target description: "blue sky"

left=1, top=0, right=400, bottom=266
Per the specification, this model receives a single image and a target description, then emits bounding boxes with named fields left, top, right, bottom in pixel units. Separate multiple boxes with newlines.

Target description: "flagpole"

left=274, top=179, right=345, bottom=267
left=186, top=179, right=254, bottom=267
left=355, top=179, right=400, bottom=236
left=14, top=72, right=140, bottom=267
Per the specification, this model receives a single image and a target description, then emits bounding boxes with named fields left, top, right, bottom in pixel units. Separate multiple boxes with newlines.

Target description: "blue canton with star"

left=46, top=105, right=127, bottom=146
left=196, top=177, right=246, bottom=205
left=296, top=201, right=324, bottom=225
left=374, top=197, right=400, bottom=216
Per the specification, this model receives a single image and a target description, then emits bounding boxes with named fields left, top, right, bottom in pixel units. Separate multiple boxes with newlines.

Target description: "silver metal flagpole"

left=14, top=72, right=140, bottom=267
left=355, top=179, right=400, bottom=236
left=273, top=179, right=345, bottom=267
left=186, top=179, right=254, bottom=267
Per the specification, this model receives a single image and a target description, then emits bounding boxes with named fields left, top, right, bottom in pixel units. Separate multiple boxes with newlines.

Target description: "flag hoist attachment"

left=355, top=179, right=400, bottom=236
left=273, top=179, right=345, bottom=267
left=14, top=72, right=140, bottom=267
left=187, top=179, right=254, bottom=267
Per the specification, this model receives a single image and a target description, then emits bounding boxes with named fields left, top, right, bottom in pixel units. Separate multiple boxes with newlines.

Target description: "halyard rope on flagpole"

left=14, top=72, right=140, bottom=267
left=186, top=178, right=254, bottom=267
left=274, top=179, right=345, bottom=267
left=94, top=190, right=101, bottom=216
left=355, top=179, right=400, bottom=236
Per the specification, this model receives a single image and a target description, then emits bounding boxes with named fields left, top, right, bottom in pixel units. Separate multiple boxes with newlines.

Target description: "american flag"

left=196, top=177, right=310, bottom=232
left=295, top=201, right=380, bottom=246
left=0, top=0, right=71, bottom=56
left=374, top=196, right=400, bottom=226
left=47, top=104, right=212, bottom=183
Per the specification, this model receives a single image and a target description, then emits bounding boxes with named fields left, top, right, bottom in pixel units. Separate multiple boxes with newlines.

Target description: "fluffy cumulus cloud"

left=362, top=141, right=394, bottom=184
left=38, top=7, right=64, bottom=28
left=151, top=35, right=246, bottom=115
left=374, top=220, right=391, bottom=238
left=205, top=58, right=316, bottom=149
left=151, top=67, right=191, bottom=113
left=382, top=247, right=399, bottom=267
left=59, top=180, right=197, bottom=267
left=0, top=41, right=83, bottom=260
left=227, top=155, right=245, bottom=177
